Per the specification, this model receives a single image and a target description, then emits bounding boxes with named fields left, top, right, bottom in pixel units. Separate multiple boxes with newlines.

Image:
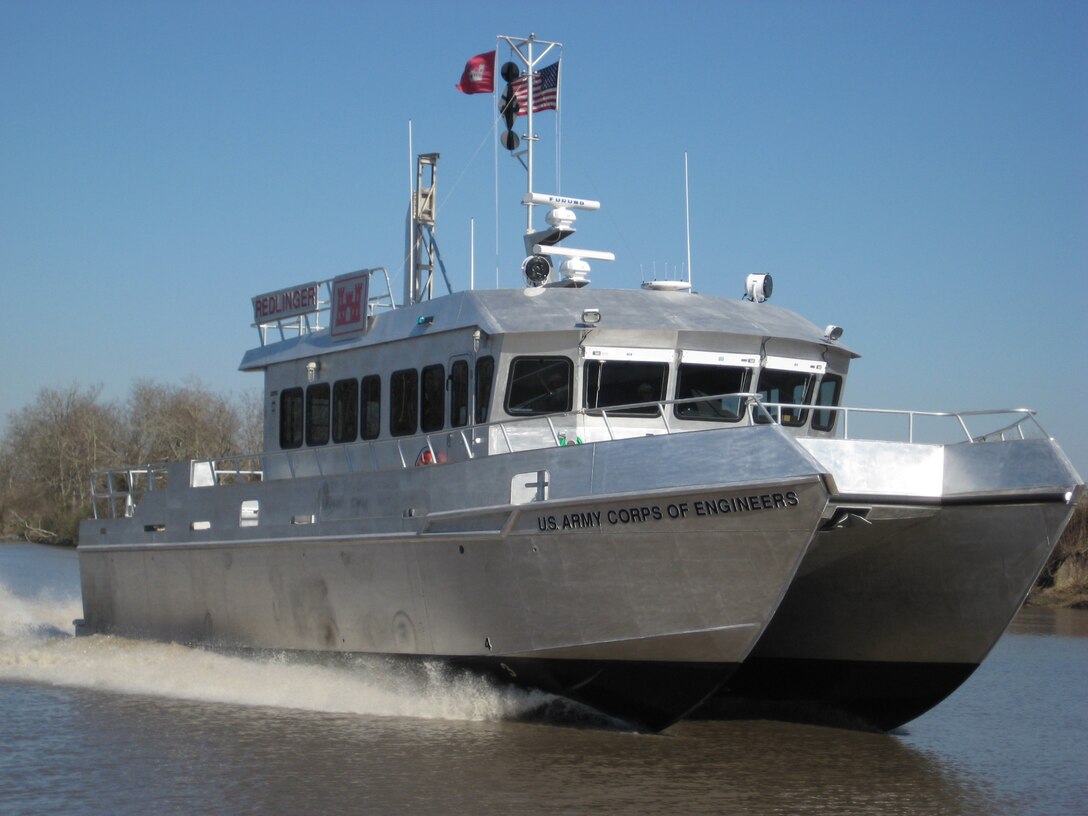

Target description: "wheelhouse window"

left=674, top=364, right=750, bottom=422
left=812, top=374, right=843, bottom=432
left=390, top=369, right=418, bottom=437
left=332, top=378, right=358, bottom=443
left=279, top=387, right=303, bottom=449
left=475, top=356, right=495, bottom=423
left=361, top=375, right=381, bottom=440
left=505, top=356, right=572, bottom=416
left=421, top=364, right=445, bottom=433
left=755, top=369, right=814, bottom=427
left=584, top=360, right=668, bottom=416
left=306, top=383, right=331, bottom=446
left=450, top=360, right=469, bottom=428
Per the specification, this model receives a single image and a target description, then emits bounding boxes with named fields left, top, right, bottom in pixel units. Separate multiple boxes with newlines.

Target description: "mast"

left=497, top=33, right=560, bottom=234
left=496, top=34, right=613, bottom=288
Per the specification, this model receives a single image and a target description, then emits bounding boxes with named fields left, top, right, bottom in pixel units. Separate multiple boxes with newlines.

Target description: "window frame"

left=475, top=356, right=495, bottom=423
left=450, top=360, right=470, bottom=428
left=504, top=356, right=573, bottom=416
left=390, top=368, right=419, bottom=437
left=305, top=382, right=331, bottom=447
left=361, top=375, right=381, bottom=440
left=421, top=363, right=445, bottom=433
left=673, top=362, right=751, bottom=423
left=812, top=374, right=843, bottom=432
left=331, top=378, right=359, bottom=444
left=583, top=359, right=669, bottom=417
left=279, top=387, right=304, bottom=449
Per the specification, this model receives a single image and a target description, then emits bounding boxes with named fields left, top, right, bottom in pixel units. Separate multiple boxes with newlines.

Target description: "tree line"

left=0, top=380, right=262, bottom=545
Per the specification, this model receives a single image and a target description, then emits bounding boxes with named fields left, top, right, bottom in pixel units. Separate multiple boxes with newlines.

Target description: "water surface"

left=1, top=543, right=1084, bottom=815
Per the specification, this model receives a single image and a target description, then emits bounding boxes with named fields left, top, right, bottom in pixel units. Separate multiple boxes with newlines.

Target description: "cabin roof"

left=239, top=286, right=858, bottom=371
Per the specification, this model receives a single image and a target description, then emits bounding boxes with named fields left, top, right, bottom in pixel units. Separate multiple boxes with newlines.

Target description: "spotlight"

left=522, top=255, right=551, bottom=286
left=824, top=325, right=844, bottom=342
left=744, top=274, right=773, bottom=302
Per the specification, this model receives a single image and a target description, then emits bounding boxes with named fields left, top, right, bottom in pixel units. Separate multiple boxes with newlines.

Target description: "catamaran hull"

left=78, top=427, right=832, bottom=730
left=696, top=438, right=1082, bottom=729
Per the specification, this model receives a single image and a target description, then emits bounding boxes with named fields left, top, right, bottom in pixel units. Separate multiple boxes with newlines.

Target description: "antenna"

left=685, top=152, right=693, bottom=289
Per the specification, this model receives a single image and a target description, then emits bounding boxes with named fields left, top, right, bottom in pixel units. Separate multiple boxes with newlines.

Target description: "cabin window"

left=475, top=356, right=495, bottom=423
left=505, top=356, right=573, bottom=416
left=812, top=374, right=843, bottom=432
left=421, top=364, right=445, bottom=433
left=361, top=375, right=381, bottom=440
left=755, top=370, right=814, bottom=427
left=332, top=378, right=359, bottom=443
left=279, top=388, right=304, bottom=449
left=450, top=360, right=469, bottom=428
left=306, top=383, right=331, bottom=446
left=674, top=364, right=750, bottom=422
left=584, top=361, right=668, bottom=416
left=390, top=369, right=418, bottom=436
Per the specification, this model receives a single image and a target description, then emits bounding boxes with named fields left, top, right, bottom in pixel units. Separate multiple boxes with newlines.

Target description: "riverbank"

left=1027, top=496, right=1088, bottom=609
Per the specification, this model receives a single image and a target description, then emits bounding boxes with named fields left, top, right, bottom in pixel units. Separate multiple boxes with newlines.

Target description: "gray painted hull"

left=78, top=425, right=832, bottom=729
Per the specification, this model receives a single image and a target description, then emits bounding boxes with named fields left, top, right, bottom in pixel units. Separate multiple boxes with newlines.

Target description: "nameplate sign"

left=252, top=283, right=319, bottom=324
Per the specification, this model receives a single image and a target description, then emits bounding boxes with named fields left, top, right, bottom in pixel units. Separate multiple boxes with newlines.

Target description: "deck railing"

left=89, top=395, right=1048, bottom=519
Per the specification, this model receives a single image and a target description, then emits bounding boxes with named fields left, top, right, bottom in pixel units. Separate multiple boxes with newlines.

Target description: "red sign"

left=331, top=271, right=370, bottom=338
left=252, top=283, right=318, bottom=324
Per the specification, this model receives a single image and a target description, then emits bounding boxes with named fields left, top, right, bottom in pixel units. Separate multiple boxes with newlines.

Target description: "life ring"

left=415, top=447, right=446, bottom=466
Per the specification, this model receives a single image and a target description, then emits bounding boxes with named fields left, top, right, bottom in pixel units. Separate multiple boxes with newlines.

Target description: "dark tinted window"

left=390, top=369, right=418, bottom=436
left=584, top=360, right=668, bottom=416
left=674, top=364, right=750, bottom=422
left=421, top=364, right=445, bottom=433
left=361, top=375, right=381, bottom=440
left=279, top=388, right=303, bottom=449
left=812, top=374, right=843, bottom=432
left=755, top=370, right=813, bottom=427
left=450, top=360, right=469, bottom=428
left=505, top=356, right=572, bottom=415
left=306, top=383, right=331, bottom=446
left=475, top=356, right=495, bottom=423
left=332, top=379, right=358, bottom=443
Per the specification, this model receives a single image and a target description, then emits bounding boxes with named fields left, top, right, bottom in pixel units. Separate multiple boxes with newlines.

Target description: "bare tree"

left=125, top=378, right=241, bottom=464
left=1, top=379, right=263, bottom=544
left=0, top=383, right=124, bottom=543
left=235, top=387, right=265, bottom=455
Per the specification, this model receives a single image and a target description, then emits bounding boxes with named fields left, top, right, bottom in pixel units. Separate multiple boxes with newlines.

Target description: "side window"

left=390, top=369, right=418, bottom=437
left=450, top=360, right=469, bottom=428
left=361, top=375, right=381, bottom=440
left=279, top=387, right=304, bottom=449
left=755, top=370, right=814, bottom=427
left=475, top=356, right=495, bottom=423
left=421, top=364, right=445, bottom=433
left=674, top=364, right=750, bottom=422
left=505, top=356, right=573, bottom=416
left=584, top=361, right=668, bottom=416
left=332, top=378, right=359, bottom=443
left=812, top=374, right=843, bottom=432
left=306, top=383, right=331, bottom=446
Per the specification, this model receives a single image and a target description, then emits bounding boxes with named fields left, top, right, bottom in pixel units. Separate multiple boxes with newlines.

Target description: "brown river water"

left=1, top=542, right=1085, bottom=815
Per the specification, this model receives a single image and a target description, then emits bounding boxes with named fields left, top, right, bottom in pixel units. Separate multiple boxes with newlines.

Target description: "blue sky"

left=2, top=0, right=1085, bottom=476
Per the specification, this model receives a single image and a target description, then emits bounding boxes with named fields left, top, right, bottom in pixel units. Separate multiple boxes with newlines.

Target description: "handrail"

left=89, top=396, right=1047, bottom=519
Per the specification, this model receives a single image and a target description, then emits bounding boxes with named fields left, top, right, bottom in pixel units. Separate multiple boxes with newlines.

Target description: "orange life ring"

left=415, top=447, right=446, bottom=466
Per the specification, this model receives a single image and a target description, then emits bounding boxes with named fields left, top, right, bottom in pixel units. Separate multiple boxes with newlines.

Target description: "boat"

left=77, top=35, right=1083, bottom=732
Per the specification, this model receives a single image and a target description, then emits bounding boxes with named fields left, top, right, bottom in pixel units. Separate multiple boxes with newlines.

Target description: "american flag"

left=511, top=60, right=560, bottom=115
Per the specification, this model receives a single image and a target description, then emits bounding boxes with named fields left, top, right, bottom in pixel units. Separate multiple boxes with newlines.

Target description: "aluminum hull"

left=696, top=437, right=1082, bottom=729
left=79, top=425, right=831, bottom=729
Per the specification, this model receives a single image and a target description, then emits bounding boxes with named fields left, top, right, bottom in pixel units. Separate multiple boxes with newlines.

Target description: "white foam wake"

left=0, top=582, right=550, bottom=722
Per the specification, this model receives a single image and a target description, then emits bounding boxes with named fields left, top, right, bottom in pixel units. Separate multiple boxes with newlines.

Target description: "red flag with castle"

left=455, top=50, right=496, bottom=94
